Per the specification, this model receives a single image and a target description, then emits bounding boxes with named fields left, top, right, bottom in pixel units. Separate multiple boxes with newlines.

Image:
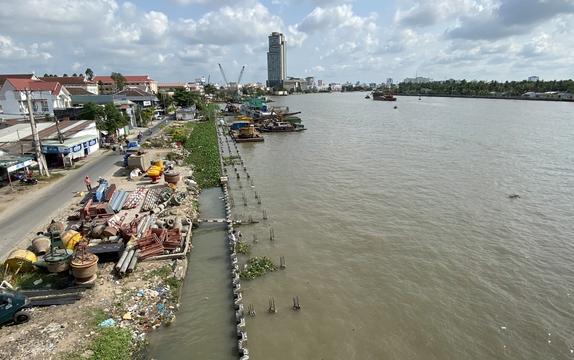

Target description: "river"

left=150, top=93, right=574, bottom=359
left=235, top=93, right=574, bottom=359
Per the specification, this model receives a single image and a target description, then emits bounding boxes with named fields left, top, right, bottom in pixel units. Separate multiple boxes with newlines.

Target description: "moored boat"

left=232, top=124, right=264, bottom=142
left=260, top=122, right=305, bottom=132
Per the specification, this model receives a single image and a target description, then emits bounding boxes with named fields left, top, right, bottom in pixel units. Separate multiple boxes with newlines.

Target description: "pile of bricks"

left=136, top=228, right=182, bottom=259
left=163, top=228, right=182, bottom=250
left=137, top=228, right=166, bottom=259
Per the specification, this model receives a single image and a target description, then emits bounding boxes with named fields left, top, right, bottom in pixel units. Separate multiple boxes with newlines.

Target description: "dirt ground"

left=0, top=132, right=198, bottom=360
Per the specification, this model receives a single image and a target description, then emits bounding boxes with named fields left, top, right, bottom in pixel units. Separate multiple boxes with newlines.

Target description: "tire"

left=13, top=311, right=30, bottom=324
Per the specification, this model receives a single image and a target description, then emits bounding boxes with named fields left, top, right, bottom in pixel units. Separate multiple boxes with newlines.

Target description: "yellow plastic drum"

left=62, top=230, right=83, bottom=250
left=5, top=249, right=37, bottom=272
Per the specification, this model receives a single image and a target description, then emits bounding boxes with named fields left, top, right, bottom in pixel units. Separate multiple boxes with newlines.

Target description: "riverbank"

left=397, top=93, right=574, bottom=102
left=0, top=123, right=202, bottom=360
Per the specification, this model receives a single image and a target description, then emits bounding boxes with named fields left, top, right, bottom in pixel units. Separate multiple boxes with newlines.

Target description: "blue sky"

left=0, top=0, right=573, bottom=84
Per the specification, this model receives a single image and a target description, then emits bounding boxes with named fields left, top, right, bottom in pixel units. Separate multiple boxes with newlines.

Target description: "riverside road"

left=0, top=121, right=164, bottom=259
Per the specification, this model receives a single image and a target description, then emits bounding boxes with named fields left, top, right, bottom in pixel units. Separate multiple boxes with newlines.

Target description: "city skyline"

left=0, top=1, right=573, bottom=83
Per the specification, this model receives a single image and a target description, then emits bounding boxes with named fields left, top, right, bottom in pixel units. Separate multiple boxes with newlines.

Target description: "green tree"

left=63, top=73, right=68, bottom=77
left=85, top=68, right=94, bottom=80
left=111, top=72, right=127, bottom=91
left=80, top=102, right=104, bottom=120
left=72, top=73, right=78, bottom=77
left=156, top=92, right=174, bottom=110
left=204, top=84, right=217, bottom=94
left=95, top=103, right=129, bottom=136
left=173, top=89, right=201, bottom=108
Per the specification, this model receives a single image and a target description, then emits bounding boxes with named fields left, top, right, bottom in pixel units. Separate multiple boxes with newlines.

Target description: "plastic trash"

left=99, top=318, right=116, bottom=328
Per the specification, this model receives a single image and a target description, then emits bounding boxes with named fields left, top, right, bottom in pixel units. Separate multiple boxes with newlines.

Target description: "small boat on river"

left=260, top=122, right=305, bottom=133
left=372, top=91, right=397, bottom=101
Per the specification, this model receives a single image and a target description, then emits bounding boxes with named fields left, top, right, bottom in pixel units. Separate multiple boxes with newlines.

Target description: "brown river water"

left=151, top=93, right=574, bottom=359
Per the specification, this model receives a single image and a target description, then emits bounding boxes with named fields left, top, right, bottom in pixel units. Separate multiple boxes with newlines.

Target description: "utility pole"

left=25, top=89, right=50, bottom=177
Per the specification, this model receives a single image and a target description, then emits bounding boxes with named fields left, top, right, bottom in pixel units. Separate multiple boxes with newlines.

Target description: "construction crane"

left=218, top=63, right=229, bottom=86
left=237, top=66, right=245, bottom=87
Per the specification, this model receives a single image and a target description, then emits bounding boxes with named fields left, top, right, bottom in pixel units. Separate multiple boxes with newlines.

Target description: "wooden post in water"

left=292, top=296, right=301, bottom=311
left=268, top=298, right=276, bottom=313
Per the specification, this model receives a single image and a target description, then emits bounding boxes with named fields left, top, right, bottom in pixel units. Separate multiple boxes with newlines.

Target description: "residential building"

left=39, top=76, right=98, bottom=94
left=317, top=79, right=324, bottom=88
left=0, top=78, right=71, bottom=119
left=267, top=32, right=286, bottom=88
left=93, top=75, right=158, bottom=94
left=528, top=76, right=540, bottom=82
left=114, top=87, right=158, bottom=107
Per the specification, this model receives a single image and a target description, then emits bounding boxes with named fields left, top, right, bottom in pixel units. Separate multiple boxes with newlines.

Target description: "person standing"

left=84, top=176, right=92, bottom=191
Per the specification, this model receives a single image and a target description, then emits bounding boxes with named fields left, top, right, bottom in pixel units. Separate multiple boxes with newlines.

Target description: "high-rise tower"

left=267, top=32, right=286, bottom=88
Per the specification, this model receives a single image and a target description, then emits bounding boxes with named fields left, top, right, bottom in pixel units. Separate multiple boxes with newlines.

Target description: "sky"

left=0, top=0, right=573, bottom=84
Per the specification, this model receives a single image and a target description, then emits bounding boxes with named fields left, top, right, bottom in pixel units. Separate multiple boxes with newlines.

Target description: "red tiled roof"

left=93, top=75, right=153, bottom=84
left=0, top=74, right=35, bottom=86
left=5, top=78, right=62, bottom=95
left=39, top=76, right=95, bottom=85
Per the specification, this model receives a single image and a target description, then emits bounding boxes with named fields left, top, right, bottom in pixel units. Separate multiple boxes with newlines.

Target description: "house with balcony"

left=0, top=78, right=72, bottom=119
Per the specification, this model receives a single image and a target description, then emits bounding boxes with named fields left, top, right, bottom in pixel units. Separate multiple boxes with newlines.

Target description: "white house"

left=0, top=78, right=72, bottom=119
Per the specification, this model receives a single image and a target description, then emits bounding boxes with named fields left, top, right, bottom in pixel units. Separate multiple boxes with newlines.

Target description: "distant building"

left=329, top=83, right=342, bottom=92
left=317, top=80, right=324, bottom=88
left=94, top=75, right=158, bottom=94
left=386, top=78, right=393, bottom=87
left=283, top=77, right=304, bottom=92
left=403, top=77, right=432, bottom=84
left=305, top=76, right=315, bottom=88
left=528, top=76, right=539, bottom=82
left=158, top=83, right=189, bottom=93
left=40, top=76, right=98, bottom=95
left=267, top=32, right=286, bottom=88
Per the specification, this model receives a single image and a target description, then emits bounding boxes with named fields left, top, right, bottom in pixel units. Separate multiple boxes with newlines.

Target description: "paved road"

left=0, top=120, right=166, bottom=258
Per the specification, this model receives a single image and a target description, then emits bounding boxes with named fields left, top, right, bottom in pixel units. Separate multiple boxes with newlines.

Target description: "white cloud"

left=0, top=35, right=51, bottom=60
left=175, top=3, right=283, bottom=45
left=297, top=4, right=376, bottom=33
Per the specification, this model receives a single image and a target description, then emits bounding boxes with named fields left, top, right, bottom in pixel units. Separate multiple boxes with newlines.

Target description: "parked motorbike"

left=12, top=173, right=38, bottom=185
left=19, top=177, right=38, bottom=185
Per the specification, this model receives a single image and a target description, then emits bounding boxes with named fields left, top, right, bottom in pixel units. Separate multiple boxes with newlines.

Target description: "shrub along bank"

left=184, top=119, right=220, bottom=188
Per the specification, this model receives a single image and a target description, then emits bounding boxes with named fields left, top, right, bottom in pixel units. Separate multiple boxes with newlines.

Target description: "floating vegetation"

left=184, top=120, right=220, bottom=188
left=223, top=155, right=241, bottom=166
left=235, top=241, right=251, bottom=255
left=240, top=256, right=277, bottom=280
